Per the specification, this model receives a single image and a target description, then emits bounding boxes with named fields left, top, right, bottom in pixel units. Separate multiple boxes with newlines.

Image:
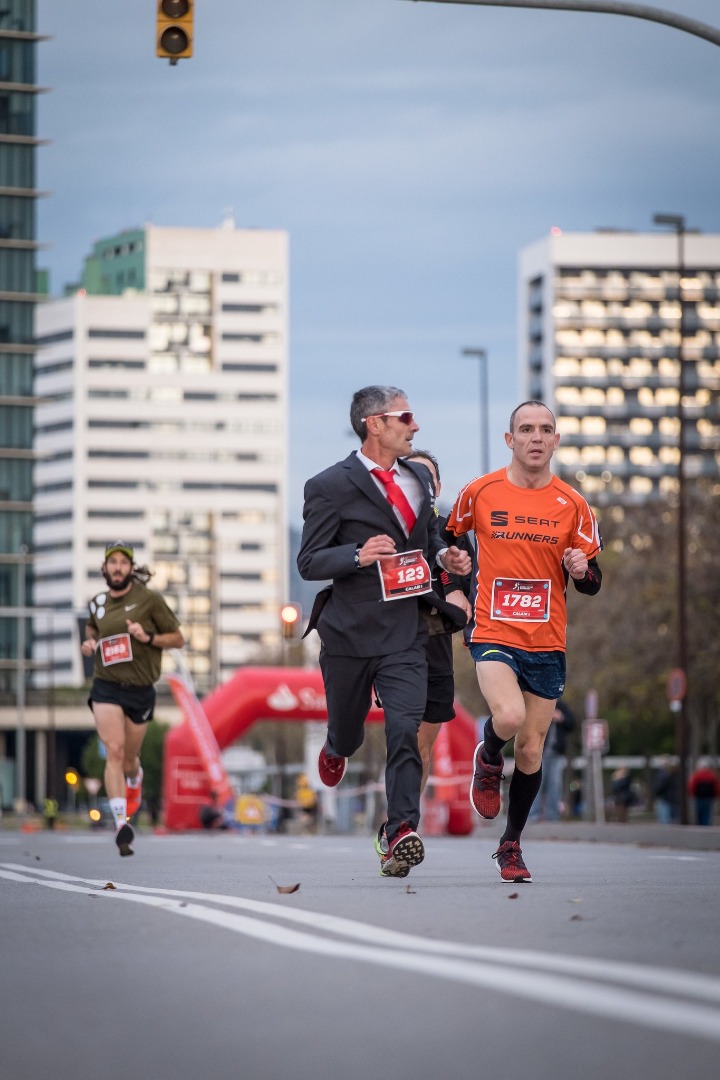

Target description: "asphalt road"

left=1, top=827, right=719, bottom=1080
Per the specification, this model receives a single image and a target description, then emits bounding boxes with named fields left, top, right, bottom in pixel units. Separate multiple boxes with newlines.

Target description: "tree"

left=139, top=720, right=170, bottom=824
left=566, top=482, right=720, bottom=757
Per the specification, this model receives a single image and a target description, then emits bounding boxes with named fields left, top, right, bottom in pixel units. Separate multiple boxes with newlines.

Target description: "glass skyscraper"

left=0, top=0, right=44, bottom=691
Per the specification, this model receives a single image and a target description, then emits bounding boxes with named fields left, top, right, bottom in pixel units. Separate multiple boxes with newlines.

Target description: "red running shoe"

left=125, top=767, right=143, bottom=819
left=469, top=742, right=504, bottom=819
left=492, top=840, right=532, bottom=883
left=379, top=823, right=425, bottom=878
left=318, top=743, right=347, bottom=787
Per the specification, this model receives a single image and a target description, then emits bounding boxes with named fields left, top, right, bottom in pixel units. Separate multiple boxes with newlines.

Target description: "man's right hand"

left=444, top=589, right=472, bottom=622
left=357, top=534, right=397, bottom=566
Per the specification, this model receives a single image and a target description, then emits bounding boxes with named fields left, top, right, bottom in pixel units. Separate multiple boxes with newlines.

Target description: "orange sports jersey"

left=447, top=468, right=602, bottom=652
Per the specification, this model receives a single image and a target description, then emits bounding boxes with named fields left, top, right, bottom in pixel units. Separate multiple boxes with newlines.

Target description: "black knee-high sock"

left=501, top=765, right=543, bottom=844
left=482, top=717, right=507, bottom=763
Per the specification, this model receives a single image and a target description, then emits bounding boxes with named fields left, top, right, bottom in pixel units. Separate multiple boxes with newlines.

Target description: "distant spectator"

left=610, top=767, right=638, bottom=822
left=294, top=774, right=319, bottom=833
left=688, top=759, right=720, bottom=827
left=528, top=700, right=576, bottom=822
left=652, top=757, right=679, bottom=824
left=568, top=778, right=583, bottom=819
left=199, top=793, right=231, bottom=830
left=43, top=797, right=59, bottom=830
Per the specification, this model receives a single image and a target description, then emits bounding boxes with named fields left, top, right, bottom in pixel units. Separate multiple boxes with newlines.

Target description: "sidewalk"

left=513, top=819, right=720, bottom=852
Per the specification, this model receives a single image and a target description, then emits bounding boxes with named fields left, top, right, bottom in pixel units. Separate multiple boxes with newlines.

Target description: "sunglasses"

left=362, top=410, right=415, bottom=425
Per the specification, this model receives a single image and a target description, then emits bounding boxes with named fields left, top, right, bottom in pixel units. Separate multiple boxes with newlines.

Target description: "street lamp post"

left=402, top=2, right=720, bottom=50
left=653, top=212, right=690, bottom=825
left=462, top=348, right=489, bottom=475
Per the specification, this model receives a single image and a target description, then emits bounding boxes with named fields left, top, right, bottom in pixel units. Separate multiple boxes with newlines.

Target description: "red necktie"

left=371, top=468, right=417, bottom=535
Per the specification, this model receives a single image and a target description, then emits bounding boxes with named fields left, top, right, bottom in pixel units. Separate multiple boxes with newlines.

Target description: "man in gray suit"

left=298, top=385, right=471, bottom=878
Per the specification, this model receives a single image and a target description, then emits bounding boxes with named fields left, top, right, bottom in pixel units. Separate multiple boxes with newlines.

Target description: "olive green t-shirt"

left=86, top=581, right=180, bottom=686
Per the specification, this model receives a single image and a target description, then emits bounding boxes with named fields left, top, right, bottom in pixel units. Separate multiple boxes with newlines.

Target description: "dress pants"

left=320, top=631, right=428, bottom=841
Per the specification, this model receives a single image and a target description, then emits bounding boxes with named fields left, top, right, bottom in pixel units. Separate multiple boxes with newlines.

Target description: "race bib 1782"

left=490, top=578, right=551, bottom=622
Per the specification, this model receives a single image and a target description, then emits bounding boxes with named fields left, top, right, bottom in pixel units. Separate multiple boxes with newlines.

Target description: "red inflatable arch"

left=162, top=666, right=477, bottom=834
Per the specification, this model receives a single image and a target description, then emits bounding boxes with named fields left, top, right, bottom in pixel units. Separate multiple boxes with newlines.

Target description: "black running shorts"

left=88, top=677, right=156, bottom=725
left=423, top=670, right=456, bottom=724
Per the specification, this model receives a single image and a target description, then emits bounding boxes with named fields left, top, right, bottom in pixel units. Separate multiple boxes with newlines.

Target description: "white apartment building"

left=32, top=222, right=289, bottom=692
left=519, top=230, right=720, bottom=506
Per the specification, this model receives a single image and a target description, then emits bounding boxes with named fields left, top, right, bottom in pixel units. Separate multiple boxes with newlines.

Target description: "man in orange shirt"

left=447, top=401, right=602, bottom=882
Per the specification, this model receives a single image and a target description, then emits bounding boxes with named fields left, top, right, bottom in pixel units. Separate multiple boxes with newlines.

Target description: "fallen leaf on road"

left=508, top=892, right=519, bottom=900
left=269, top=877, right=300, bottom=894
left=570, top=914, right=583, bottom=921
left=102, top=882, right=117, bottom=890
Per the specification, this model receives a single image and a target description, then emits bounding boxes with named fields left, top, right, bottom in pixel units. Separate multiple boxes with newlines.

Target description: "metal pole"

left=47, top=611, right=57, bottom=802
left=462, top=348, right=489, bottom=474
left=402, top=1, right=720, bottom=50
left=653, top=213, right=689, bottom=824
left=16, top=546, right=27, bottom=811
left=0, top=603, right=87, bottom=809
left=480, top=350, right=489, bottom=476
left=676, top=222, right=690, bottom=826
left=591, top=748, right=605, bottom=823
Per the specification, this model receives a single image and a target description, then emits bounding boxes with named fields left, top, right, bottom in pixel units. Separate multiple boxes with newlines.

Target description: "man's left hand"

left=440, top=546, right=472, bottom=575
left=563, top=547, right=588, bottom=580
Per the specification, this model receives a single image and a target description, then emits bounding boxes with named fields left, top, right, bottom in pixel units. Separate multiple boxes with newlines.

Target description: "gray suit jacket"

left=297, top=452, right=445, bottom=657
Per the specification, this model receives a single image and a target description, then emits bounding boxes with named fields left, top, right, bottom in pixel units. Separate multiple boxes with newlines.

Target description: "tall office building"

left=519, top=230, right=720, bottom=506
left=0, top=0, right=46, bottom=690
left=33, top=223, right=289, bottom=693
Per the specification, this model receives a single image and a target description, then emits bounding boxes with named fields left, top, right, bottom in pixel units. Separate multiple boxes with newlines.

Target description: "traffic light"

left=156, top=0, right=193, bottom=63
left=64, top=768, right=79, bottom=787
left=280, top=603, right=302, bottom=641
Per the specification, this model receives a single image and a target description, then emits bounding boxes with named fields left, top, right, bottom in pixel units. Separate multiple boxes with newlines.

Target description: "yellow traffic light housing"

left=280, top=603, right=302, bottom=641
left=156, top=0, right=193, bottom=64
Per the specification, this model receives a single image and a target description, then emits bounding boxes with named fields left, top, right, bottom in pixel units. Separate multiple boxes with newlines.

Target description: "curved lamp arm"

left=402, top=1, right=720, bottom=50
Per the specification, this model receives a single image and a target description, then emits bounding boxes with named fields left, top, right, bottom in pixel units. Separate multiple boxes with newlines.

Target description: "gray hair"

left=350, top=385, right=406, bottom=441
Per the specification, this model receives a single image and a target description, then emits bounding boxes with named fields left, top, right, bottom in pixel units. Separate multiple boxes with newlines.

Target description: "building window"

left=221, top=363, right=278, bottom=373
left=87, top=329, right=145, bottom=340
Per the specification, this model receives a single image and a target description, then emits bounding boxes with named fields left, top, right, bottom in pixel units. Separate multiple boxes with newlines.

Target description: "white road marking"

left=647, top=855, right=705, bottom=861
left=2, top=862, right=720, bottom=1041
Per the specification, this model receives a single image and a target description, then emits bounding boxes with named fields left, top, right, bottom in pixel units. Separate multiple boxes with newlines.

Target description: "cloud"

left=36, top=0, right=720, bottom=520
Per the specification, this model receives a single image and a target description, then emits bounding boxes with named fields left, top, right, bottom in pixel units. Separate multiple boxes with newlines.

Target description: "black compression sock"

left=482, top=717, right=507, bottom=763
left=501, top=765, right=543, bottom=844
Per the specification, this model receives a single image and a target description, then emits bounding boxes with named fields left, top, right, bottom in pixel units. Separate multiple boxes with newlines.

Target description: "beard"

left=103, top=569, right=134, bottom=592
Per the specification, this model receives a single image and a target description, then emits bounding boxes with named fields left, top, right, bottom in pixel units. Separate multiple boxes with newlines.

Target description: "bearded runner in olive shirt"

left=82, top=542, right=184, bottom=856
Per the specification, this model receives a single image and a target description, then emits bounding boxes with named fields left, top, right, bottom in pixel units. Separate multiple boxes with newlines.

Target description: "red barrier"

left=162, top=666, right=476, bottom=834
left=165, top=671, right=234, bottom=808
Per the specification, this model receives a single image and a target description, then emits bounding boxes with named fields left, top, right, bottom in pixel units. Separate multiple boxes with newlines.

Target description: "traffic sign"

left=583, top=720, right=609, bottom=753
left=666, top=668, right=686, bottom=703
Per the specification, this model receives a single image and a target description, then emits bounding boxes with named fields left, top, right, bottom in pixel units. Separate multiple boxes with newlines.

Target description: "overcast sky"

left=36, top=0, right=720, bottom=523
